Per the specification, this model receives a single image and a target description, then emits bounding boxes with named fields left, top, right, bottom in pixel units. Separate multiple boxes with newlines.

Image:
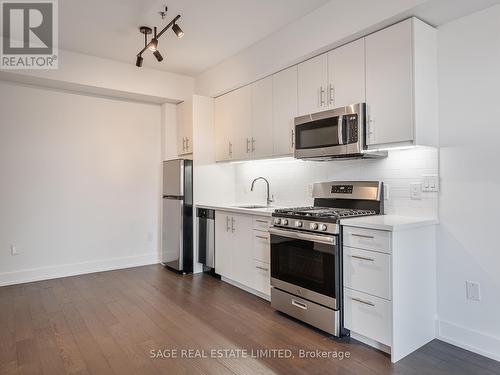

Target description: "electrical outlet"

left=422, top=175, right=439, bottom=192
left=410, top=183, right=422, bottom=200
left=466, top=281, right=481, bottom=301
left=384, top=184, right=390, bottom=200
left=10, top=245, right=19, bottom=256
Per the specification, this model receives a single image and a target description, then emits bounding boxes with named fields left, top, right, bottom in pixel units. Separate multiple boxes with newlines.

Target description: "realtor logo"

left=1, top=0, right=58, bottom=69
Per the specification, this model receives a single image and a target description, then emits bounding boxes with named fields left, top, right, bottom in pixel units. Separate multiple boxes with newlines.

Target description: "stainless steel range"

left=269, top=181, right=383, bottom=337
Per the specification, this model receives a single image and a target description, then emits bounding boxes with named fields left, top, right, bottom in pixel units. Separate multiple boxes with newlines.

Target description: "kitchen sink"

left=234, top=205, right=270, bottom=209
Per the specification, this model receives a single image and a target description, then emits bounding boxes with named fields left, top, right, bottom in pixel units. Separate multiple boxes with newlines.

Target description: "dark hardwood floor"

left=0, top=264, right=499, bottom=375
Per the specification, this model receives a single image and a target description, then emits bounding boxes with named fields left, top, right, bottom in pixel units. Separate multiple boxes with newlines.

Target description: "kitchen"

left=1, top=0, right=500, bottom=374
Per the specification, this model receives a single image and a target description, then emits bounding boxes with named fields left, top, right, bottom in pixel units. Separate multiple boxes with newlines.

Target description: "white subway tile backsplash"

left=234, top=147, right=438, bottom=218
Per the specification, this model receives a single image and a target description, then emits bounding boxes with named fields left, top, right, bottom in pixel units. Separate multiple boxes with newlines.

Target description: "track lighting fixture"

left=136, top=55, right=143, bottom=67
left=153, top=50, right=163, bottom=62
left=134, top=6, right=183, bottom=68
left=172, top=23, right=184, bottom=38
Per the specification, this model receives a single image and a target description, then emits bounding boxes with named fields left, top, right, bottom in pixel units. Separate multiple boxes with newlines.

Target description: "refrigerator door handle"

left=163, top=195, right=184, bottom=200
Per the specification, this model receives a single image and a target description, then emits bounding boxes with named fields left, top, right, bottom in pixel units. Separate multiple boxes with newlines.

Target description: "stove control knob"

left=274, top=218, right=281, bottom=225
left=282, top=219, right=289, bottom=225
left=310, top=223, right=319, bottom=230
left=320, top=224, right=328, bottom=231
left=295, top=221, right=303, bottom=228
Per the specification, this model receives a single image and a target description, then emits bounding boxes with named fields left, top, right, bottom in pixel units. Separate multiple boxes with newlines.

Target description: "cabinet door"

left=328, top=39, right=366, bottom=109
left=215, top=211, right=232, bottom=278
left=230, top=214, right=254, bottom=286
left=365, top=19, right=413, bottom=147
left=230, top=86, right=252, bottom=160
left=251, top=76, right=274, bottom=158
left=272, top=66, right=297, bottom=156
left=214, top=94, right=233, bottom=161
left=297, top=53, right=328, bottom=116
left=177, top=99, right=193, bottom=155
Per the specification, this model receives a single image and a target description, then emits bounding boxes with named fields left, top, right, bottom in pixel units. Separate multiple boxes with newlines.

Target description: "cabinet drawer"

left=252, top=260, right=270, bottom=295
left=271, top=287, right=337, bottom=335
left=343, top=246, right=391, bottom=300
left=343, top=226, right=391, bottom=253
left=253, top=231, right=270, bottom=263
left=344, top=288, right=392, bottom=346
left=253, top=216, right=271, bottom=231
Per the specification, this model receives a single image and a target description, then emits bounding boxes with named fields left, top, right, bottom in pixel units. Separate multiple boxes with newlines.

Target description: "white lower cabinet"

left=342, top=224, right=436, bottom=363
left=344, top=288, right=392, bottom=346
left=343, top=246, right=391, bottom=300
left=215, top=211, right=271, bottom=297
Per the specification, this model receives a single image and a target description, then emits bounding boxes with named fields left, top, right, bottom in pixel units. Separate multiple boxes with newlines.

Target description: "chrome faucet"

left=251, top=177, right=274, bottom=206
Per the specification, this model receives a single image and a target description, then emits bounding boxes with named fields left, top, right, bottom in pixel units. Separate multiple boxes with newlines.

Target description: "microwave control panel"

left=346, top=114, right=359, bottom=144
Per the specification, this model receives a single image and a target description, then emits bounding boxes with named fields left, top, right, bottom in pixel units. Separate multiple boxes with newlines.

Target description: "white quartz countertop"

left=196, top=203, right=280, bottom=217
left=340, top=215, right=438, bottom=232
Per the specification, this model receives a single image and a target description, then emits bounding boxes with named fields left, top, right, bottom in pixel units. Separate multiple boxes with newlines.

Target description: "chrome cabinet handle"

left=231, top=217, right=235, bottom=233
left=185, top=137, right=189, bottom=151
left=351, top=255, right=375, bottom=262
left=291, top=129, right=295, bottom=148
left=246, top=138, right=250, bottom=153
left=329, top=83, right=334, bottom=105
left=291, top=299, right=308, bottom=310
left=255, top=235, right=268, bottom=240
left=337, top=115, right=343, bottom=145
left=226, top=216, right=230, bottom=232
left=319, top=86, right=326, bottom=107
left=255, top=265, right=269, bottom=271
left=351, top=233, right=374, bottom=239
left=228, top=142, right=233, bottom=156
left=351, top=297, right=375, bottom=307
left=255, top=219, right=268, bottom=224
left=182, top=137, right=186, bottom=152
left=251, top=137, right=255, bottom=152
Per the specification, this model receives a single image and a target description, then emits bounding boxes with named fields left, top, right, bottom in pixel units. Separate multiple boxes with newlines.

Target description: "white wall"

left=195, top=0, right=430, bottom=96
left=0, top=82, right=162, bottom=285
left=234, top=148, right=439, bottom=218
left=0, top=49, right=195, bottom=103
left=437, top=4, right=500, bottom=360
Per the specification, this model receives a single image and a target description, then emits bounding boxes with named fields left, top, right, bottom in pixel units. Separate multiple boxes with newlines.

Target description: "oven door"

left=294, top=108, right=346, bottom=159
left=269, top=227, right=340, bottom=310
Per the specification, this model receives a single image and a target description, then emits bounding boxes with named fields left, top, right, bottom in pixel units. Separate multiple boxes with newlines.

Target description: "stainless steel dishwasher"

left=197, top=208, right=215, bottom=269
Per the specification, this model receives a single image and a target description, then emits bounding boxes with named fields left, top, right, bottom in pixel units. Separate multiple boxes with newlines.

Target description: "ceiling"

left=59, top=0, right=330, bottom=76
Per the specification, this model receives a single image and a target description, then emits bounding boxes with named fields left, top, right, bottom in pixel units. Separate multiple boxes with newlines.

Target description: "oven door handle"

left=268, top=227, right=336, bottom=245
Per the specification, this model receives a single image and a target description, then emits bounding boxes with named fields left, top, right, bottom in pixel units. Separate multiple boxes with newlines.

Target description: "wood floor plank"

left=1, top=264, right=499, bottom=375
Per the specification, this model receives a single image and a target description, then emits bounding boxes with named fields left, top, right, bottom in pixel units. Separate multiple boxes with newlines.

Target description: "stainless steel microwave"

left=294, top=103, right=385, bottom=160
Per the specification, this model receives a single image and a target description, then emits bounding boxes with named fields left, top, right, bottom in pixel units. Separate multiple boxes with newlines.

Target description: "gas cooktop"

left=274, top=206, right=376, bottom=220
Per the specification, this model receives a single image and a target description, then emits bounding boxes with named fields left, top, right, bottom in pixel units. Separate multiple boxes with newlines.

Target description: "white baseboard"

left=438, top=319, right=500, bottom=362
left=350, top=332, right=391, bottom=354
left=0, top=252, right=160, bottom=287
left=221, top=276, right=271, bottom=302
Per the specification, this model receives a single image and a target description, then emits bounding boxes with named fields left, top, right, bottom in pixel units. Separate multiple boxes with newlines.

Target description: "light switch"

left=422, top=175, right=439, bottom=192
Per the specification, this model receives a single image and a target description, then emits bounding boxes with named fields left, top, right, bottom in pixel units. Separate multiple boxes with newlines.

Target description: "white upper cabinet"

left=365, top=18, right=438, bottom=148
left=214, top=94, right=233, bottom=161
left=177, top=98, right=194, bottom=155
left=214, top=18, right=437, bottom=161
left=272, top=66, right=297, bottom=156
left=327, top=38, right=366, bottom=108
left=251, top=76, right=274, bottom=158
left=297, top=53, right=328, bottom=116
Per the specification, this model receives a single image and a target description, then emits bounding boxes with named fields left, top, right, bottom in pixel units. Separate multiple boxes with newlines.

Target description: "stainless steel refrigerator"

left=161, top=159, right=193, bottom=273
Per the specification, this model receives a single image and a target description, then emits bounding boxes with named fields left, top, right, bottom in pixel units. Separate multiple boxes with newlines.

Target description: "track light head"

left=135, top=55, right=143, bottom=67
left=153, top=50, right=163, bottom=62
left=149, top=38, right=158, bottom=51
left=172, top=23, right=184, bottom=38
